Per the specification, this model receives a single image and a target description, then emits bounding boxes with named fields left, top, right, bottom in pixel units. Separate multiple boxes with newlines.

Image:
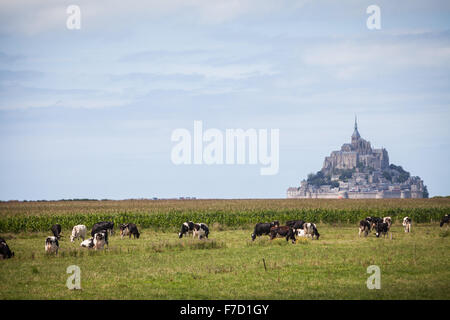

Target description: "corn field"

left=0, top=199, right=449, bottom=233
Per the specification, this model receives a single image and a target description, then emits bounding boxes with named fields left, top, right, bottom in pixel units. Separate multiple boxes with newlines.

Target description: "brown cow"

left=269, top=226, right=296, bottom=244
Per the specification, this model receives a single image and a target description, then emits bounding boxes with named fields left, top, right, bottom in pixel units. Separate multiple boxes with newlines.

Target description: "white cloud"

left=300, top=38, right=450, bottom=80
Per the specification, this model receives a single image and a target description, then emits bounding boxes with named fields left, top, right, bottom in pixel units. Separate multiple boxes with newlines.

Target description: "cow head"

left=179, top=223, right=189, bottom=238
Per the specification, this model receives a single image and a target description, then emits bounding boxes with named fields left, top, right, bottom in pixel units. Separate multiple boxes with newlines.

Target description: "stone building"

left=287, top=118, right=426, bottom=199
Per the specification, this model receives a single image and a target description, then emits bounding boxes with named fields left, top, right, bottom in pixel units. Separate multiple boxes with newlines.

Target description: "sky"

left=0, top=0, right=449, bottom=200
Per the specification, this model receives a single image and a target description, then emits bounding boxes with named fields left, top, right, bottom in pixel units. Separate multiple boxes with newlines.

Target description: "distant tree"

left=423, top=185, right=429, bottom=198
left=382, top=170, right=392, bottom=182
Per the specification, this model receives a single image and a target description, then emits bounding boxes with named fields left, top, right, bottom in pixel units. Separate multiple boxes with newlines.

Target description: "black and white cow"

left=286, top=220, right=305, bottom=230
left=193, top=223, right=209, bottom=239
left=45, top=236, right=59, bottom=254
left=0, top=237, right=14, bottom=259
left=383, top=216, right=392, bottom=230
left=91, top=221, right=114, bottom=237
left=51, top=224, right=62, bottom=239
left=402, top=217, right=412, bottom=233
left=375, top=222, right=389, bottom=238
left=269, top=226, right=296, bottom=244
left=251, top=221, right=280, bottom=241
left=80, top=238, right=94, bottom=248
left=178, top=221, right=195, bottom=238
left=120, top=223, right=140, bottom=239
left=359, top=220, right=371, bottom=237
left=303, top=223, right=320, bottom=240
left=440, top=214, right=449, bottom=227
left=366, top=217, right=382, bottom=230
left=93, top=231, right=107, bottom=250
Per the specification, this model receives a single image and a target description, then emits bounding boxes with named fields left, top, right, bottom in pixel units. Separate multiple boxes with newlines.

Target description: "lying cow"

left=193, top=223, right=209, bottom=239
left=440, top=214, right=449, bottom=227
left=0, top=237, right=14, bottom=259
left=375, top=222, right=389, bottom=238
left=80, top=238, right=94, bottom=248
left=402, top=217, right=412, bottom=233
left=70, top=225, right=87, bottom=242
left=269, top=226, right=296, bottom=244
left=251, top=221, right=280, bottom=241
left=303, top=223, right=320, bottom=240
left=359, top=220, right=371, bottom=237
left=120, top=223, right=140, bottom=239
left=93, top=231, right=107, bottom=250
left=91, top=221, right=114, bottom=237
left=45, top=236, right=59, bottom=254
left=286, top=220, right=305, bottom=230
left=178, top=221, right=195, bottom=238
left=51, top=224, right=62, bottom=240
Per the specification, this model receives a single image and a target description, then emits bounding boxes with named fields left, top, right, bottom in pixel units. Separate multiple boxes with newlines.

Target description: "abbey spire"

left=352, top=115, right=360, bottom=140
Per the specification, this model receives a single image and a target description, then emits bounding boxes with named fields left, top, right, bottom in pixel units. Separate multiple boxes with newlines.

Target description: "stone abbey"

left=287, top=118, right=426, bottom=199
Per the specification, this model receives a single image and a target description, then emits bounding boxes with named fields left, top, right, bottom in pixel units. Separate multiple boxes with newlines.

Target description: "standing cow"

left=70, top=225, right=87, bottom=242
left=45, top=236, right=59, bottom=254
left=303, top=223, right=320, bottom=240
left=120, top=223, right=140, bottom=239
left=178, top=221, right=195, bottom=238
left=359, top=220, right=371, bottom=237
left=0, top=238, right=14, bottom=259
left=93, top=232, right=107, bottom=250
left=51, top=224, right=62, bottom=240
left=251, top=221, right=280, bottom=241
left=193, top=223, right=209, bottom=239
left=91, top=221, right=114, bottom=237
left=402, top=217, right=412, bottom=233
left=440, top=214, right=449, bottom=228
left=269, top=226, right=296, bottom=244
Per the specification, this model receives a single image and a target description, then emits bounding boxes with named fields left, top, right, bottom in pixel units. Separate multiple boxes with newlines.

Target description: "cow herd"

left=0, top=214, right=449, bottom=259
left=251, top=220, right=320, bottom=244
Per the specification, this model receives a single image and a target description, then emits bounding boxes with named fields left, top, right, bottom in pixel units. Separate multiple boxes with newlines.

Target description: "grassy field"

left=1, top=222, right=449, bottom=300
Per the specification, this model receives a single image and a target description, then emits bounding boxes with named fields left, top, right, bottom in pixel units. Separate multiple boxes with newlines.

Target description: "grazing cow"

left=440, top=214, right=449, bottom=227
left=70, top=225, right=87, bottom=242
left=178, top=221, right=195, bottom=238
left=91, top=221, right=114, bottom=237
left=0, top=237, right=14, bottom=259
left=295, top=228, right=306, bottom=237
left=303, top=223, right=320, bottom=240
left=93, top=232, right=107, bottom=250
left=383, top=217, right=392, bottom=229
left=366, top=217, right=382, bottom=230
left=51, top=224, right=62, bottom=239
left=45, top=236, right=59, bottom=254
left=193, top=223, right=209, bottom=239
left=269, top=226, right=296, bottom=244
left=120, top=223, right=140, bottom=239
left=375, top=222, right=389, bottom=238
left=359, top=220, right=371, bottom=237
left=251, top=221, right=280, bottom=241
left=80, top=238, right=94, bottom=248
left=402, top=217, right=412, bottom=233
left=286, top=220, right=305, bottom=230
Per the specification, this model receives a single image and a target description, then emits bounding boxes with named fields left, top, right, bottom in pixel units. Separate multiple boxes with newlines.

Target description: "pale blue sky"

left=0, top=0, right=449, bottom=200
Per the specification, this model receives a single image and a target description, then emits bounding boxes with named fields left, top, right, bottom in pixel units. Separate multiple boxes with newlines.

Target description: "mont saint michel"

left=287, top=119, right=427, bottom=199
